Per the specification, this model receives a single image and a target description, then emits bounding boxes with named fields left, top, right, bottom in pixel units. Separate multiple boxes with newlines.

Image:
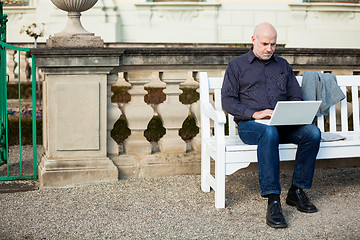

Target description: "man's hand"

left=252, top=109, right=273, bottom=120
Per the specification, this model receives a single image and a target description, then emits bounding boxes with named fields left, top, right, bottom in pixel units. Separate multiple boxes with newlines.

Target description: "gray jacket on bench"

left=301, top=71, right=345, bottom=116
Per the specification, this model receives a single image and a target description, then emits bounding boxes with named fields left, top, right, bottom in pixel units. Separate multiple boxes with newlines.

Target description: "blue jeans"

left=237, top=121, right=321, bottom=197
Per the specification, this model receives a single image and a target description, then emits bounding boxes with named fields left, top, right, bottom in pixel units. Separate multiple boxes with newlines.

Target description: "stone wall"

left=31, top=45, right=360, bottom=182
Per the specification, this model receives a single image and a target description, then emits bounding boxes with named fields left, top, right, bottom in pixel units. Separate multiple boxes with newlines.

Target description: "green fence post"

left=0, top=1, right=6, bottom=42
left=0, top=2, right=37, bottom=180
left=0, top=1, right=8, bottom=170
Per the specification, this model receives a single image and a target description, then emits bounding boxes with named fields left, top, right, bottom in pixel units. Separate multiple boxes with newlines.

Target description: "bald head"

left=251, top=22, right=277, bottom=60
left=253, top=22, right=277, bottom=40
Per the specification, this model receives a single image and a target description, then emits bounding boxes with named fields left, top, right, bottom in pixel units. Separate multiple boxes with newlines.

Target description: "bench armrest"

left=201, top=102, right=227, bottom=124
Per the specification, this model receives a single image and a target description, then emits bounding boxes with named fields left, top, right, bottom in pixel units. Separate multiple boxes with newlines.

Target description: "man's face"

left=252, top=30, right=277, bottom=60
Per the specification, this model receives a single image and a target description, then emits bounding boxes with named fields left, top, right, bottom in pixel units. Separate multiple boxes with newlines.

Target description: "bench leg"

left=215, top=177, right=226, bottom=208
left=201, top=149, right=211, bottom=193
left=215, top=154, right=226, bottom=208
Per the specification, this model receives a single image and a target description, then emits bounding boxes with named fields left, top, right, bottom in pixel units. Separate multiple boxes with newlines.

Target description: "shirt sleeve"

left=221, top=62, right=256, bottom=121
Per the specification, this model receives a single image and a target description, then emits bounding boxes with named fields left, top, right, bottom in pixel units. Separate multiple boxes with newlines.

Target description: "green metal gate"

left=0, top=2, right=37, bottom=180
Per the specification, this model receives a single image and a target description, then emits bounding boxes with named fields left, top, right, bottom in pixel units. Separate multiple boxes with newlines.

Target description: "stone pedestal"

left=33, top=48, right=123, bottom=188
left=46, top=35, right=104, bottom=48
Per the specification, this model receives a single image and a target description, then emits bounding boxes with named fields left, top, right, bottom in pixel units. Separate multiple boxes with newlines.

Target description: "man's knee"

left=304, top=124, right=321, bottom=144
left=263, top=126, right=280, bottom=143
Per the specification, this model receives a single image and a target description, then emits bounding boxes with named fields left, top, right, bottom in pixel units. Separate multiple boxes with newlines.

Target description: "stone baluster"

left=113, top=72, right=131, bottom=109
left=13, top=51, right=18, bottom=80
left=7, top=49, right=17, bottom=82
left=157, top=71, right=189, bottom=154
left=121, top=71, right=154, bottom=155
left=148, top=71, right=166, bottom=88
left=20, top=51, right=30, bottom=82
left=181, top=71, right=198, bottom=87
left=146, top=71, right=166, bottom=115
left=189, top=71, right=201, bottom=151
left=107, top=72, right=121, bottom=156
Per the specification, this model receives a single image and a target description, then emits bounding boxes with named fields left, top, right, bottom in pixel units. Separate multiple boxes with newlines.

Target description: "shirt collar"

left=247, top=47, right=278, bottom=64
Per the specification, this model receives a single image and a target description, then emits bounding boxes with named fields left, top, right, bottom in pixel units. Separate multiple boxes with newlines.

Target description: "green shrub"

left=111, top=86, right=131, bottom=103
left=144, top=116, right=166, bottom=142
left=7, top=82, right=42, bottom=99
left=8, top=118, right=42, bottom=146
left=111, top=115, right=167, bottom=144
left=6, top=113, right=199, bottom=147
left=111, top=86, right=167, bottom=105
left=180, top=87, right=199, bottom=105
left=111, top=116, right=131, bottom=144
left=111, top=115, right=198, bottom=144
left=110, top=86, right=199, bottom=105
left=179, top=115, right=199, bottom=141
left=145, top=87, right=166, bottom=105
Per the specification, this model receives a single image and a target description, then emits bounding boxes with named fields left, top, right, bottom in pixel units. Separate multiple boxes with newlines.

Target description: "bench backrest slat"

left=317, top=115, right=325, bottom=132
left=351, top=86, right=360, bottom=132
left=228, top=115, right=237, bottom=136
left=214, top=88, right=222, bottom=111
left=202, top=73, right=360, bottom=134
left=329, top=105, right=337, bottom=132
left=340, top=86, right=349, bottom=132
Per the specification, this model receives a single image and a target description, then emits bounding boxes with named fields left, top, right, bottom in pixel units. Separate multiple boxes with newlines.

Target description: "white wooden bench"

left=199, top=72, right=360, bottom=208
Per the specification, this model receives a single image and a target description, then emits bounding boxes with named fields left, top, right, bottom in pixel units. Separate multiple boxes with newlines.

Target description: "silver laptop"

left=255, top=101, right=322, bottom=126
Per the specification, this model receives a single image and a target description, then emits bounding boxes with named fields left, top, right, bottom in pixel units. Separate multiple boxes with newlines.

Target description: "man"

left=221, top=22, right=321, bottom=228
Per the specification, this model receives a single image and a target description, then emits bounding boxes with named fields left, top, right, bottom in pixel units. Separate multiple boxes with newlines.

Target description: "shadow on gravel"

left=0, top=180, right=39, bottom=193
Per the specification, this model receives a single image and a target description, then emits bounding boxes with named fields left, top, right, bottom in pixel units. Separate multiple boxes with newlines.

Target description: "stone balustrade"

left=17, top=45, right=360, bottom=183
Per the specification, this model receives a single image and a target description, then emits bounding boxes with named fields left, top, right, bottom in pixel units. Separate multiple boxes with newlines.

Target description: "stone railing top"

left=31, top=46, right=360, bottom=70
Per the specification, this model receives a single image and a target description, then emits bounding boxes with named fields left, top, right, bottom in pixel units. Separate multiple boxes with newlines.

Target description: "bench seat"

left=205, top=132, right=360, bottom=175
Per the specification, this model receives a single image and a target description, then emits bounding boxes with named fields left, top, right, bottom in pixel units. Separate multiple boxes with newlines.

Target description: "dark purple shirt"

left=221, top=49, right=303, bottom=123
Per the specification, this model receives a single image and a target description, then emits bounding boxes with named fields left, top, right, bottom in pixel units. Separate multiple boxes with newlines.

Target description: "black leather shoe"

left=266, top=200, right=287, bottom=228
left=286, top=188, right=318, bottom=213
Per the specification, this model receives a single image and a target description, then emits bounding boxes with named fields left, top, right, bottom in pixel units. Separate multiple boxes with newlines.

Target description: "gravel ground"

left=0, top=145, right=41, bottom=177
left=0, top=147, right=359, bottom=239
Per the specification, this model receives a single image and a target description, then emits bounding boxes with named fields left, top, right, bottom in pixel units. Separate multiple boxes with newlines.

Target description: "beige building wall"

left=3, top=0, right=360, bottom=48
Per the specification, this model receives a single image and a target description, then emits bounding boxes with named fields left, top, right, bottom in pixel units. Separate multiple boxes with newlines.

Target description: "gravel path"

left=0, top=165, right=359, bottom=240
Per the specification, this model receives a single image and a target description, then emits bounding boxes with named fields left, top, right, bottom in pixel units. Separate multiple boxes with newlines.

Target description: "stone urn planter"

left=48, top=0, right=103, bottom=47
left=50, top=0, right=98, bottom=36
